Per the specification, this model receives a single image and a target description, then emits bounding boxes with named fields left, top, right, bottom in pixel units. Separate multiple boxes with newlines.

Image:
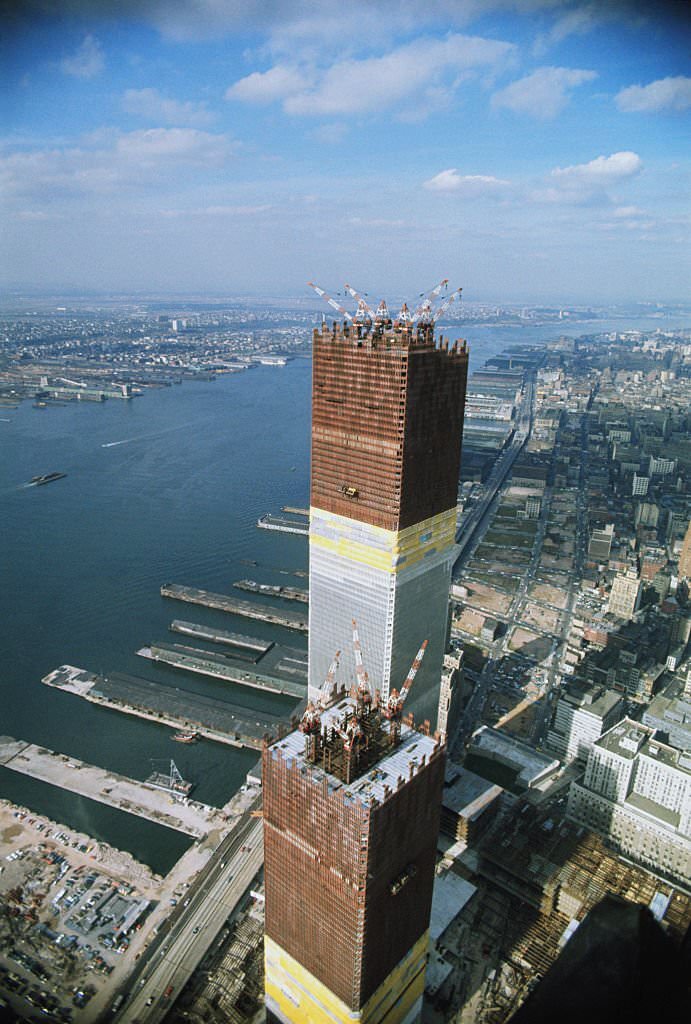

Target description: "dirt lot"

left=539, top=553, right=573, bottom=572
left=528, top=582, right=569, bottom=609
left=462, top=581, right=513, bottom=616
left=507, top=627, right=553, bottom=662
left=453, top=608, right=484, bottom=636
left=520, top=601, right=561, bottom=634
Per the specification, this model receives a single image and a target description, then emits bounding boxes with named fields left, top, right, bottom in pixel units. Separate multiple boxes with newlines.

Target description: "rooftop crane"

left=319, top=649, right=341, bottom=707
left=300, top=648, right=341, bottom=735
left=383, top=639, right=429, bottom=722
left=343, top=283, right=375, bottom=324
left=429, top=285, right=462, bottom=325
left=411, top=278, right=449, bottom=323
left=308, top=281, right=353, bottom=321
left=351, top=619, right=374, bottom=704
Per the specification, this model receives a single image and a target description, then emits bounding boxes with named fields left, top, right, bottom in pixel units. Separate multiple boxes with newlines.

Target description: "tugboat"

left=30, top=472, right=67, bottom=485
left=172, top=731, right=200, bottom=744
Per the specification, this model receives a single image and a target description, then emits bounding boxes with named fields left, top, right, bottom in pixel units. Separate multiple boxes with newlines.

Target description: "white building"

left=567, top=718, right=691, bottom=889
left=547, top=682, right=624, bottom=763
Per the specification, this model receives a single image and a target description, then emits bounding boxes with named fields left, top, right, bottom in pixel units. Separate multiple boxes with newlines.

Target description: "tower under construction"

left=264, top=650, right=446, bottom=1024
left=307, top=289, right=469, bottom=729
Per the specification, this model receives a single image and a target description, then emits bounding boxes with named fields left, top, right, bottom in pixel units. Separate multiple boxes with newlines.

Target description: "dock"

left=257, top=512, right=309, bottom=536
left=160, top=583, right=308, bottom=631
left=0, top=736, right=223, bottom=838
left=170, top=620, right=272, bottom=653
left=139, top=640, right=307, bottom=699
left=41, top=665, right=293, bottom=751
left=233, top=579, right=308, bottom=603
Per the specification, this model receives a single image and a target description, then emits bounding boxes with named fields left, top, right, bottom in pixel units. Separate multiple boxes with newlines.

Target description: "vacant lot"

left=507, top=626, right=553, bottom=661
left=462, top=580, right=513, bottom=615
left=476, top=544, right=532, bottom=565
left=484, top=529, right=534, bottom=549
left=539, top=553, right=573, bottom=571
left=454, top=607, right=484, bottom=636
left=521, top=601, right=561, bottom=634
left=528, top=582, right=569, bottom=609
left=466, top=569, right=522, bottom=595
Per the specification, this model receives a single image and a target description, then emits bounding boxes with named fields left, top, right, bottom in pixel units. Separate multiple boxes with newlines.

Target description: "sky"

left=1, top=0, right=690, bottom=305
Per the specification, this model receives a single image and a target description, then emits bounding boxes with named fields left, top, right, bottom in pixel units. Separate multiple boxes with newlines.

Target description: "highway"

left=117, top=813, right=263, bottom=1023
left=453, top=374, right=534, bottom=574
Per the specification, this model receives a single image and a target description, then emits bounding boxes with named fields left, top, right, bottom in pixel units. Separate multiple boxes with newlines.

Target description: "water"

left=1, top=313, right=686, bottom=873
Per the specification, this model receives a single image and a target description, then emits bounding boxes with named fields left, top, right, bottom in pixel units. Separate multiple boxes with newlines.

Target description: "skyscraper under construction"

left=264, top=645, right=446, bottom=1024
left=308, top=294, right=469, bottom=729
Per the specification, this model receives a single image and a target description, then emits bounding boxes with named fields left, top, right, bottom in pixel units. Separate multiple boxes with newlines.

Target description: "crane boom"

left=319, top=649, right=341, bottom=706
left=351, top=619, right=373, bottom=698
left=411, top=278, right=448, bottom=321
left=431, top=286, right=462, bottom=324
left=400, top=639, right=429, bottom=704
left=308, top=281, right=353, bottom=321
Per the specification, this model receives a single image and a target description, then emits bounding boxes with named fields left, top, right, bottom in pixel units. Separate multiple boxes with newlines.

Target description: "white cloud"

left=122, top=88, right=213, bottom=126
left=0, top=129, right=234, bottom=203
left=551, top=151, right=642, bottom=187
left=225, top=65, right=310, bottom=105
left=491, top=66, right=597, bottom=119
left=424, top=169, right=510, bottom=192
left=160, top=204, right=272, bottom=218
left=227, top=34, right=515, bottom=117
left=615, top=76, right=691, bottom=113
left=60, top=35, right=105, bottom=79
left=612, top=205, right=645, bottom=218
left=309, top=122, right=349, bottom=145
left=533, top=4, right=601, bottom=56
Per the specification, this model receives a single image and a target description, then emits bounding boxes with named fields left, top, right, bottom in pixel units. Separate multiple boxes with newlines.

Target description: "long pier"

left=257, top=513, right=309, bottom=536
left=170, top=620, right=272, bottom=653
left=0, top=736, right=223, bottom=838
left=233, top=579, right=308, bottom=603
left=139, top=642, right=306, bottom=699
left=161, top=583, right=308, bottom=631
left=42, top=665, right=292, bottom=750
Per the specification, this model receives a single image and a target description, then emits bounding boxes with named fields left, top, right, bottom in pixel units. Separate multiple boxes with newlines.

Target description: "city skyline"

left=2, top=0, right=690, bottom=304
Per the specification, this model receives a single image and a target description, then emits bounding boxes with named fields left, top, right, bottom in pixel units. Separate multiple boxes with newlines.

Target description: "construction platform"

left=138, top=640, right=307, bottom=699
left=0, top=736, right=223, bottom=837
left=41, top=665, right=294, bottom=750
left=161, top=583, right=308, bottom=631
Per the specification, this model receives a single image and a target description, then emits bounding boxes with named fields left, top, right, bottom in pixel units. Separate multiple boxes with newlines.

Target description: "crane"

left=383, top=640, right=429, bottom=721
left=351, top=619, right=374, bottom=704
left=343, top=283, right=375, bottom=324
left=411, top=278, right=449, bottom=323
left=308, top=282, right=353, bottom=321
left=429, top=285, right=462, bottom=325
left=300, top=648, right=341, bottom=735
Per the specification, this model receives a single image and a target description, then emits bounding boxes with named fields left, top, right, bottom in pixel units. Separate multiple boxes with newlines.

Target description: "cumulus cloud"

left=551, top=150, right=642, bottom=187
left=122, top=88, right=213, bottom=126
left=59, top=35, right=105, bottom=79
left=227, top=34, right=515, bottom=117
left=491, top=66, right=597, bottom=119
left=424, top=169, right=510, bottom=192
left=225, top=65, right=310, bottom=105
left=615, top=76, right=691, bottom=113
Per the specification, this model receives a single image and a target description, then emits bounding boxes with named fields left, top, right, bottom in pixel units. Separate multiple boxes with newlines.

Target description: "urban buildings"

left=567, top=718, right=691, bottom=888
left=263, top=688, right=445, bottom=1024
left=679, top=520, right=691, bottom=579
left=607, top=568, right=642, bottom=620
left=307, top=316, right=468, bottom=729
left=546, top=681, right=624, bottom=763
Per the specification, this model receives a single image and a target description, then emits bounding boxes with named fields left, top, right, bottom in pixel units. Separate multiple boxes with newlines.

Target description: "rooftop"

left=267, top=696, right=442, bottom=809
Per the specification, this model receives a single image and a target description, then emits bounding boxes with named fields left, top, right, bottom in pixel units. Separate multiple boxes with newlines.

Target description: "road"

left=117, top=814, right=264, bottom=1023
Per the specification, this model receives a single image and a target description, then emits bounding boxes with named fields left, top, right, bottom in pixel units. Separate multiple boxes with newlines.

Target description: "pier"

left=170, top=620, right=272, bottom=653
left=42, top=665, right=293, bottom=750
left=256, top=512, right=309, bottom=536
left=140, top=643, right=306, bottom=697
left=161, top=583, right=308, bottom=631
left=233, top=579, right=308, bottom=603
left=0, top=736, right=223, bottom=838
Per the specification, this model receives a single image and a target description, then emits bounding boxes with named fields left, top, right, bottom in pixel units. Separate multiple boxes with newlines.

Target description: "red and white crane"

left=383, top=639, right=429, bottom=721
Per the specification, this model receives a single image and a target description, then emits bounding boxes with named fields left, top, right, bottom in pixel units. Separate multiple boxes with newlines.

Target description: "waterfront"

left=1, top=313, right=687, bottom=874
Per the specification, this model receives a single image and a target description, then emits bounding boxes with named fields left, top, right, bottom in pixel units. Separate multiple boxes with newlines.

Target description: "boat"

left=172, top=731, right=200, bottom=744
left=30, top=472, right=67, bottom=486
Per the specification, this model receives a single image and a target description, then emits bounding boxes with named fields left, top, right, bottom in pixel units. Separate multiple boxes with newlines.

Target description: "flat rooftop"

left=268, top=697, right=441, bottom=809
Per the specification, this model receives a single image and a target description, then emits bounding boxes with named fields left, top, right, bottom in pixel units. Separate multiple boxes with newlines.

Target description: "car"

left=146, top=996, right=155, bottom=1006
left=192, top=926, right=200, bottom=935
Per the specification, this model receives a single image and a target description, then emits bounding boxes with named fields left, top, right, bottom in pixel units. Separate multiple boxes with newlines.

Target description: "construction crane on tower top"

left=308, top=278, right=461, bottom=331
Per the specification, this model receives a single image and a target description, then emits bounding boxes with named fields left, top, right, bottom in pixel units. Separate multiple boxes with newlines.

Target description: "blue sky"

left=1, top=1, right=690, bottom=303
